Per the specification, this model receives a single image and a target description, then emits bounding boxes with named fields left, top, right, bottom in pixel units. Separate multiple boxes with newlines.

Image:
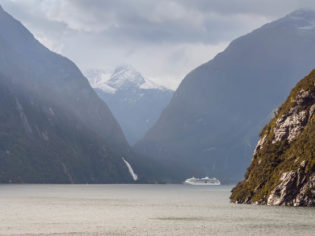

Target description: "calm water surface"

left=0, top=184, right=314, bottom=236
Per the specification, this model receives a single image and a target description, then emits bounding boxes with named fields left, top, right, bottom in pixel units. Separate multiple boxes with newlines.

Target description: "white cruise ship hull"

left=184, top=176, right=221, bottom=185
left=184, top=181, right=221, bottom=186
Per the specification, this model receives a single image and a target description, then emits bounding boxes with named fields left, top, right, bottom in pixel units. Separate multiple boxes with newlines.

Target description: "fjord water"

left=0, top=185, right=314, bottom=236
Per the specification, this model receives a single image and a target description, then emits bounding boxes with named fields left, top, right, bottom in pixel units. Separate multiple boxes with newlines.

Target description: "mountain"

left=135, top=9, right=315, bottom=183
left=85, top=65, right=173, bottom=145
left=0, top=5, right=139, bottom=183
left=230, top=70, right=314, bottom=206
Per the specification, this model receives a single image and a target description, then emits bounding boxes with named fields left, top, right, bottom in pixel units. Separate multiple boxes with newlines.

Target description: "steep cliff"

left=230, top=70, right=315, bottom=206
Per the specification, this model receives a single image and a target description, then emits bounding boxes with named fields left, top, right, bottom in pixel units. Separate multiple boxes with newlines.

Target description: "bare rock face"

left=294, top=173, right=315, bottom=206
left=267, top=170, right=315, bottom=206
left=272, top=110, right=307, bottom=143
left=272, top=90, right=314, bottom=144
left=253, top=135, right=266, bottom=156
left=309, top=104, right=315, bottom=118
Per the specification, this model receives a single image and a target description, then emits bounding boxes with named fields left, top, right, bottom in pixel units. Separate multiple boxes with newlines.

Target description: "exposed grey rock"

left=253, top=135, right=266, bottom=155
left=272, top=110, right=307, bottom=143
left=267, top=170, right=315, bottom=206
left=296, top=90, right=314, bottom=106
left=309, top=104, right=315, bottom=118
left=267, top=171, right=299, bottom=205
left=293, top=173, right=315, bottom=206
left=272, top=89, right=314, bottom=144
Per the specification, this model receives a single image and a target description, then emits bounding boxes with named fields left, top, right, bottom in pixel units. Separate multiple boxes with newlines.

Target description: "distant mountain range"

left=135, top=9, right=315, bottom=183
left=0, top=5, right=141, bottom=183
left=85, top=65, right=173, bottom=145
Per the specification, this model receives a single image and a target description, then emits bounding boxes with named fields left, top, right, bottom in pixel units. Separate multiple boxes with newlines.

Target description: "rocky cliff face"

left=230, top=70, right=315, bottom=206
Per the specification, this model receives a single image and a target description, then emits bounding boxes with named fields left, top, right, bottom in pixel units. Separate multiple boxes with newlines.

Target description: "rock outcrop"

left=230, top=69, right=315, bottom=206
left=267, top=170, right=315, bottom=206
left=272, top=90, right=314, bottom=144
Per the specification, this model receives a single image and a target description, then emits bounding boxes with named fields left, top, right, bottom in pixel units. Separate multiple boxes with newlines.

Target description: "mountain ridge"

left=0, top=5, right=138, bottom=183
left=135, top=9, right=315, bottom=183
left=86, top=65, right=171, bottom=93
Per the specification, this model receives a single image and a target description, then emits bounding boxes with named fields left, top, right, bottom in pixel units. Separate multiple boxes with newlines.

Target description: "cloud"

left=0, top=0, right=314, bottom=89
left=36, top=36, right=64, bottom=54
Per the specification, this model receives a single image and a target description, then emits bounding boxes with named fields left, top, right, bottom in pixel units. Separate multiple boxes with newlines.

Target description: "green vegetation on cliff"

left=230, top=70, right=315, bottom=206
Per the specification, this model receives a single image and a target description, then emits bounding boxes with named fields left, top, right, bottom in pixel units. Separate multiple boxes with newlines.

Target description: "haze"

left=1, top=0, right=314, bottom=89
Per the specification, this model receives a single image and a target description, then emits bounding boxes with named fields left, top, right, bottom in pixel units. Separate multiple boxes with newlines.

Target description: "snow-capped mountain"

left=108, top=65, right=145, bottom=89
left=85, top=69, right=116, bottom=94
left=85, top=65, right=173, bottom=145
left=86, top=65, right=167, bottom=92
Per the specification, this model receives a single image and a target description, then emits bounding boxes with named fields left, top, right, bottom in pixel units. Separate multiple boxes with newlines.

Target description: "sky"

left=0, top=0, right=314, bottom=89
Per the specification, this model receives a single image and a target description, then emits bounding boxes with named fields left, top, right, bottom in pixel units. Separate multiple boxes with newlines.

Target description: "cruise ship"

left=184, top=176, right=221, bottom=185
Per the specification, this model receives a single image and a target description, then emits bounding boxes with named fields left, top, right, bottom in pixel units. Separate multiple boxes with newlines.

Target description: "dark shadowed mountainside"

left=136, top=9, right=315, bottom=183
left=0, top=5, right=141, bottom=183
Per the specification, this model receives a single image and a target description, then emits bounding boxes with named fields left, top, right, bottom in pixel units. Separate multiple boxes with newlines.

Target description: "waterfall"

left=122, top=157, right=138, bottom=181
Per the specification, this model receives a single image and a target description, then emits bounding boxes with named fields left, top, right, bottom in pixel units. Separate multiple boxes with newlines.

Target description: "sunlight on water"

left=0, top=185, right=314, bottom=236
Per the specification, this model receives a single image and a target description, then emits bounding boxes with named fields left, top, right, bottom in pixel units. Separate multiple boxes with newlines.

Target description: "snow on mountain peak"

left=85, top=69, right=116, bottom=94
left=85, top=65, right=169, bottom=94
left=108, top=64, right=146, bottom=89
